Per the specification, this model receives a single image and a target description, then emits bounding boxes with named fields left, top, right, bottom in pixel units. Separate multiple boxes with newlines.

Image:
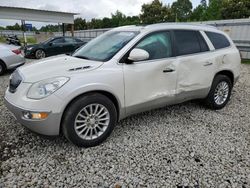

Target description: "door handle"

left=163, top=68, right=175, bottom=73
left=204, top=62, right=213, bottom=66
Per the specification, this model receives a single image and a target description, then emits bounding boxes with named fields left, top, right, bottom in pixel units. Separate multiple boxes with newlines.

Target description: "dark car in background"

left=24, top=36, right=86, bottom=59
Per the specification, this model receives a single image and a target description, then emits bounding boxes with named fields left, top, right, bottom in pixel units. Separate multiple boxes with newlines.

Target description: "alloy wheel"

left=36, top=50, right=45, bottom=59
left=214, top=81, right=229, bottom=105
left=74, top=103, right=110, bottom=140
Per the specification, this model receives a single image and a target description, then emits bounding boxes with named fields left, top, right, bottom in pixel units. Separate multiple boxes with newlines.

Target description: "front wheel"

left=62, top=93, right=117, bottom=147
left=204, top=75, right=232, bottom=110
left=35, top=49, right=46, bottom=59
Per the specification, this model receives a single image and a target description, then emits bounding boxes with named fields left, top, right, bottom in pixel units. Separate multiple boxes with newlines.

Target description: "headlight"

left=27, top=77, right=69, bottom=99
left=27, top=47, right=33, bottom=50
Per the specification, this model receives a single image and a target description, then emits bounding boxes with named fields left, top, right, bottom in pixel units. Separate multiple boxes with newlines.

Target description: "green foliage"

left=0, top=36, right=6, bottom=43
left=221, top=0, right=250, bottom=19
left=40, top=24, right=61, bottom=32
left=190, top=0, right=208, bottom=21
left=6, top=23, right=21, bottom=30
left=74, top=18, right=87, bottom=30
left=19, top=37, right=37, bottom=44
left=242, top=59, right=250, bottom=64
left=171, top=0, right=193, bottom=21
left=140, top=0, right=172, bottom=24
left=200, top=0, right=207, bottom=8
left=205, top=0, right=223, bottom=20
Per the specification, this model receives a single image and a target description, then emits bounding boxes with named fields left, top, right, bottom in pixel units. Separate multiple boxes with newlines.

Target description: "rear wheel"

left=35, top=49, right=46, bottom=59
left=62, top=93, right=117, bottom=147
left=0, top=61, right=6, bottom=75
left=204, top=75, right=232, bottom=109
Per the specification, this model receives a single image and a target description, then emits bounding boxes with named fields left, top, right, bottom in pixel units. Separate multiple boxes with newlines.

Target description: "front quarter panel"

left=54, top=61, right=125, bottom=119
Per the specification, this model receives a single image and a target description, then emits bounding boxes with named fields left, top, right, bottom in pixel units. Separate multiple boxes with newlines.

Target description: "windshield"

left=73, top=31, right=138, bottom=61
left=42, top=37, right=54, bottom=44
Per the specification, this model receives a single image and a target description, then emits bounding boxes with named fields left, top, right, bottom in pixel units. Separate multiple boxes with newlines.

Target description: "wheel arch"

left=0, top=58, right=7, bottom=71
left=0, top=59, right=7, bottom=69
left=215, top=70, right=234, bottom=85
left=59, top=90, right=121, bottom=134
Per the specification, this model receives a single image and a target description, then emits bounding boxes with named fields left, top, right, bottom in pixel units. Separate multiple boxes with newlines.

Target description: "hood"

left=18, top=55, right=104, bottom=82
left=26, top=44, right=41, bottom=49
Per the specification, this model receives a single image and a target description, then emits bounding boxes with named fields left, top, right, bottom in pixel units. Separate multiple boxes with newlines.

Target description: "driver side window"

left=135, top=31, right=172, bottom=60
left=53, top=38, right=65, bottom=44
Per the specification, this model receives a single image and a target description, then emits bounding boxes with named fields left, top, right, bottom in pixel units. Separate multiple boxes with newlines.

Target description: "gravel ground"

left=0, top=64, right=250, bottom=187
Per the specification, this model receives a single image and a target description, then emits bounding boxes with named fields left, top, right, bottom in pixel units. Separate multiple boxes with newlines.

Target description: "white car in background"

left=4, top=23, right=241, bottom=147
left=0, top=44, right=25, bottom=75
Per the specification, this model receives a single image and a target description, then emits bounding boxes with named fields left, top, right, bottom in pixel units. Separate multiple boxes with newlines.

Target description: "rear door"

left=64, top=37, right=77, bottom=53
left=173, top=30, right=216, bottom=101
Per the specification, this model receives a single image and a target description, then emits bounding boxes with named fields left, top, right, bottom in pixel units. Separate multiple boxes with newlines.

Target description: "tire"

left=0, top=61, right=6, bottom=76
left=62, top=93, right=117, bottom=147
left=35, top=49, right=46, bottom=59
left=204, top=74, right=232, bottom=110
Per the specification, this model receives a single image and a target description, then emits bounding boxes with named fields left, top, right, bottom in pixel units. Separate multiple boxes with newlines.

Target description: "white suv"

left=4, top=23, right=240, bottom=147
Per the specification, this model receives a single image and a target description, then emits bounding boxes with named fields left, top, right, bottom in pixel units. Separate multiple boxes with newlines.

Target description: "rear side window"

left=205, top=31, right=231, bottom=49
left=135, top=31, right=172, bottom=60
left=64, top=38, right=75, bottom=43
left=174, top=30, right=208, bottom=56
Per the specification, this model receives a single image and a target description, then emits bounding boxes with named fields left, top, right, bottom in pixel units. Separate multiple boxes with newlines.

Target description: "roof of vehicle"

left=112, top=23, right=221, bottom=33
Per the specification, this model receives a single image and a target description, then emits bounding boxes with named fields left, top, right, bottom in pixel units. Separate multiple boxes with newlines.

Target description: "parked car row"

left=0, top=36, right=86, bottom=75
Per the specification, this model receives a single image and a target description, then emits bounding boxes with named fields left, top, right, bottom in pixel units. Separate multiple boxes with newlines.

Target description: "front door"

left=47, top=37, right=65, bottom=56
left=123, top=31, right=178, bottom=116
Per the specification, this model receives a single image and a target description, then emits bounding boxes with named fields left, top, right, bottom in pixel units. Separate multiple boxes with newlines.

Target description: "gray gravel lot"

left=0, top=64, right=250, bottom=187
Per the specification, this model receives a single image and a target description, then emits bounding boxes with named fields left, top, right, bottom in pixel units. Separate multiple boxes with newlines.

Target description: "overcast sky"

left=0, top=0, right=200, bottom=28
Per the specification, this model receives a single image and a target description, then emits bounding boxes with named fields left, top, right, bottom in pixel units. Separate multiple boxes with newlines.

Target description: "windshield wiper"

left=74, top=55, right=90, bottom=60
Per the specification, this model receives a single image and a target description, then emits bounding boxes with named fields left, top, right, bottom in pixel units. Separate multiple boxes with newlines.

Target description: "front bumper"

left=4, top=96, right=62, bottom=136
left=24, top=49, right=36, bottom=58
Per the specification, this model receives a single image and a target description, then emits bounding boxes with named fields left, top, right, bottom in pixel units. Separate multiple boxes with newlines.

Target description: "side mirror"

left=49, top=42, right=53, bottom=46
left=128, top=48, right=149, bottom=62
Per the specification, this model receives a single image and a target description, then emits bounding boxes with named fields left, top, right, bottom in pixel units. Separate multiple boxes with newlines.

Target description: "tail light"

left=12, top=49, right=21, bottom=55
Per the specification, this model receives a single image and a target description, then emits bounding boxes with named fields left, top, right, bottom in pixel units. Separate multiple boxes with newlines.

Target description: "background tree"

left=200, top=0, right=207, bottom=8
left=111, top=11, right=127, bottom=26
left=205, top=0, right=222, bottom=20
left=6, top=23, right=21, bottom=30
left=74, top=18, right=87, bottom=30
left=190, top=0, right=207, bottom=21
left=140, top=0, right=172, bottom=24
left=171, top=0, right=193, bottom=21
left=124, top=16, right=140, bottom=25
left=221, top=0, right=250, bottom=19
left=102, top=17, right=113, bottom=28
left=40, top=24, right=61, bottom=32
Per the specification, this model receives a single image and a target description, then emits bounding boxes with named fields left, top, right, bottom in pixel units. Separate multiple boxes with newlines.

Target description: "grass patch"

left=20, top=37, right=37, bottom=44
left=242, top=59, right=250, bottom=64
left=0, top=36, right=6, bottom=43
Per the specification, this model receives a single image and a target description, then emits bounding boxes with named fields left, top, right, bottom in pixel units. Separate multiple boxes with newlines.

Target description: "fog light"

left=23, top=111, right=32, bottom=119
left=23, top=111, right=49, bottom=120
